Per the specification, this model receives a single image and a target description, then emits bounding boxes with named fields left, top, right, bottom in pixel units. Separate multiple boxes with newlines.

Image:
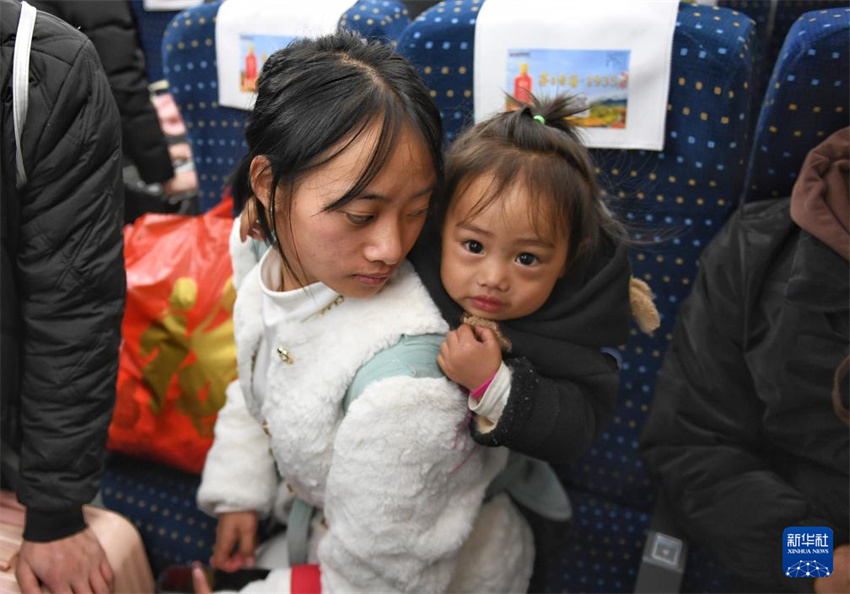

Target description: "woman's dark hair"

left=442, top=93, right=627, bottom=268
left=230, top=30, right=443, bottom=280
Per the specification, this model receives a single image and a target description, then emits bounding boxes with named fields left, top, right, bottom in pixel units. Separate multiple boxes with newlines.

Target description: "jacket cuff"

left=23, top=506, right=86, bottom=542
left=471, top=356, right=538, bottom=448
left=469, top=362, right=511, bottom=433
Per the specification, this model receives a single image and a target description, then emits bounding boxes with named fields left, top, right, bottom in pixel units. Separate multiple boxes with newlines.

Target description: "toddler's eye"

left=517, top=253, right=538, bottom=266
left=345, top=213, right=373, bottom=225
left=463, top=240, right=483, bottom=254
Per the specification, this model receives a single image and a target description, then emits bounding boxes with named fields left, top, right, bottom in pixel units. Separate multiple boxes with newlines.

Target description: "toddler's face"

left=440, top=175, right=569, bottom=321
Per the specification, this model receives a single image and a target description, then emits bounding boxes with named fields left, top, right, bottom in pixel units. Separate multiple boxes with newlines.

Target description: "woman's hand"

left=438, top=324, right=502, bottom=392
left=210, top=511, right=258, bottom=572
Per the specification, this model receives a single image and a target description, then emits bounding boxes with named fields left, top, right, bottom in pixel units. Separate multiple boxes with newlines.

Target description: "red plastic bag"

left=108, top=199, right=237, bottom=473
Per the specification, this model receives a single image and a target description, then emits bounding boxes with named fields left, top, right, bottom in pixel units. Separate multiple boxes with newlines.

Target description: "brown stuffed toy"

left=629, top=277, right=660, bottom=334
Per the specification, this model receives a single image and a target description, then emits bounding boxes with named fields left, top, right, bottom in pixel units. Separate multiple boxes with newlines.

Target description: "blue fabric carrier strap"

left=343, top=333, right=446, bottom=414
left=286, top=333, right=571, bottom=567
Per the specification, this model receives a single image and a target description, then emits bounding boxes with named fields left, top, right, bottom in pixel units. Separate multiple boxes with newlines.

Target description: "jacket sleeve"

left=471, top=349, right=619, bottom=464
left=15, top=36, right=125, bottom=541
left=319, top=375, right=505, bottom=593
left=639, top=210, right=829, bottom=593
left=31, top=0, right=174, bottom=185
left=198, top=381, right=278, bottom=518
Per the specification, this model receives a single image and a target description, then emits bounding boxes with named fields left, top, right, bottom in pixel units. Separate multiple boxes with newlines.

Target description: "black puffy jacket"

left=640, top=199, right=849, bottom=593
left=31, top=0, right=175, bottom=185
left=1, top=0, right=125, bottom=542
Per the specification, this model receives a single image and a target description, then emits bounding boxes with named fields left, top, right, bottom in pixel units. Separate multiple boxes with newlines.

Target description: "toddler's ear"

left=629, top=277, right=660, bottom=334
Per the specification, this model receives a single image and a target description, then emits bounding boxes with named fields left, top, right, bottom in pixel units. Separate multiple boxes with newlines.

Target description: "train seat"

left=340, top=0, right=411, bottom=45
left=743, top=6, right=850, bottom=202
left=397, top=2, right=757, bottom=591
left=128, top=0, right=182, bottom=87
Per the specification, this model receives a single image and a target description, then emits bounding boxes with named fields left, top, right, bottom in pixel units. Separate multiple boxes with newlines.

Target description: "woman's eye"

left=517, top=253, right=538, bottom=266
left=463, top=240, right=483, bottom=254
left=408, top=207, right=429, bottom=218
left=345, top=213, right=373, bottom=225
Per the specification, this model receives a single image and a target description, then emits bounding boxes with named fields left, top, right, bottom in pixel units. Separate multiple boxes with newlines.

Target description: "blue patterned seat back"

left=162, top=1, right=411, bottom=212
left=399, top=3, right=756, bottom=591
left=340, top=0, right=410, bottom=44
left=101, top=453, right=217, bottom=578
left=129, top=0, right=181, bottom=84
left=396, top=1, right=478, bottom=145
left=743, top=7, right=850, bottom=202
left=719, top=0, right=848, bottom=145
left=163, top=2, right=248, bottom=212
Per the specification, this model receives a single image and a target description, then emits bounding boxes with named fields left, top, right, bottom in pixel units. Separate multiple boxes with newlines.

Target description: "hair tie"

left=533, top=114, right=546, bottom=125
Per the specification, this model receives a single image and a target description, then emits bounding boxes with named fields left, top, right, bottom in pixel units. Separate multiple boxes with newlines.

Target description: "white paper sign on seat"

left=216, top=0, right=355, bottom=110
left=474, top=0, right=678, bottom=151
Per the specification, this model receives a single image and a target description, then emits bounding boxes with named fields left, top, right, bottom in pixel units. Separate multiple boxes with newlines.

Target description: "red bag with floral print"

left=108, top=198, right=237, bottom=473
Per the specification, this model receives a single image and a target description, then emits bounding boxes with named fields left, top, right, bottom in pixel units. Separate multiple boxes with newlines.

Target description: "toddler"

left=410, top=93, right=658, bottom=462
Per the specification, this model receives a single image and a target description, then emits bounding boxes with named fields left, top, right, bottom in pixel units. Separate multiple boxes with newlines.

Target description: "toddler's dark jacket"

left=410, top=220, right=632, bottom=463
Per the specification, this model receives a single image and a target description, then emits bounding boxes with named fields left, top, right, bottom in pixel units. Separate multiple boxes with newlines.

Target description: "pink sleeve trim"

left=469, top=373, right=496, bottom=400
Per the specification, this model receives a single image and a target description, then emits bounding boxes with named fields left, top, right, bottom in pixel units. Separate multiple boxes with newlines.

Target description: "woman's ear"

left=249, top=155, right=274, bottom=210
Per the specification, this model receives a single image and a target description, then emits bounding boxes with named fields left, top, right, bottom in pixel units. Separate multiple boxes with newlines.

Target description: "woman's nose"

left=364, top=219, right=404, bottom=265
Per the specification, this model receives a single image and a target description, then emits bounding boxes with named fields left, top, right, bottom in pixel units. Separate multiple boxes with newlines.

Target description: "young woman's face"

left=260, top=121, right=435, bottom=298
left=441, top=175, right=569, bottom=321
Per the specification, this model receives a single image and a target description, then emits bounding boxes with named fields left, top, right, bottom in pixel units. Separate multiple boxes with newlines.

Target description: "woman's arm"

left=320, top=375, right=505, bottom=593
left=198, top=381, right=278, bottom=517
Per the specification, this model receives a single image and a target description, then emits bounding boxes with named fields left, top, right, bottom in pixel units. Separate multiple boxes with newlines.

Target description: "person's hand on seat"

left=16, top=528, right=114, bottom=594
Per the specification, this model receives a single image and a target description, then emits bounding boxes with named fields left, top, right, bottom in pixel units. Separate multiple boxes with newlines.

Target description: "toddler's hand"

left=438, top=324, right=502, bottom=392
left=210, top=511, right=258, bottom=572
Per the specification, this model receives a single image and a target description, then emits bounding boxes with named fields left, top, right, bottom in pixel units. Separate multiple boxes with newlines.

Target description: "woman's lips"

left=470, top=296, right=505, bottom=313
left=354, top=273, right=390, bottom=287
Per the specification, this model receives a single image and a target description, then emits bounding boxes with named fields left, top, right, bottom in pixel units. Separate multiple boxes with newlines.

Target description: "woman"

left=196, top=31, right=534, bottom=593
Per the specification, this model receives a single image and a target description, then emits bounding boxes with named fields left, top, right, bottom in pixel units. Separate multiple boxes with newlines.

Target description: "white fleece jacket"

left=198, top=226, right=534, bottom=593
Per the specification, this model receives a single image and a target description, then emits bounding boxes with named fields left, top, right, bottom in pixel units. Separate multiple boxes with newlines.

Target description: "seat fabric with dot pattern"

left=718, top=0, right=846, bottom=130
left=340, top=0, right=410, bottom=44
left=743, top=7, right=850, bottom=202
left=162, top=2, right=248, bottom=212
